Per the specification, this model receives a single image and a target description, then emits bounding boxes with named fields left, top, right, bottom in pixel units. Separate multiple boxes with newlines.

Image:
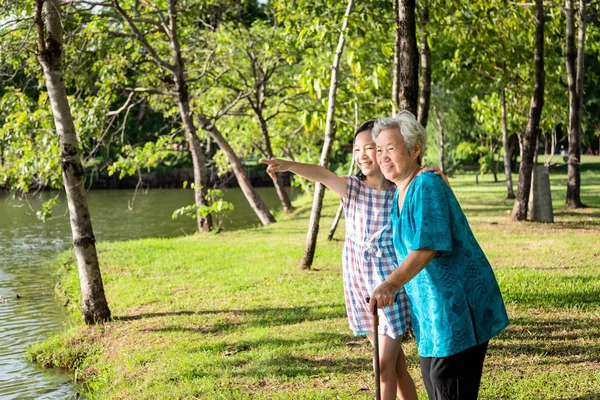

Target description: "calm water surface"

left=0, top=188, right=297, bottom=399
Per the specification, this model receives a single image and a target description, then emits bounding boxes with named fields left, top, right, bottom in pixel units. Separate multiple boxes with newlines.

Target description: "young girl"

left=260, top=120, right=419, bottom=400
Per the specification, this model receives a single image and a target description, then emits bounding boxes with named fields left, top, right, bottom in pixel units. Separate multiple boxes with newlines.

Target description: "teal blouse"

left=391, top=172, right=509, bottom=358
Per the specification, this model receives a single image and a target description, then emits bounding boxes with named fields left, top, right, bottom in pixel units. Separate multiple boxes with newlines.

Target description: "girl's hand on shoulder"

left=421, top=164, right=450, bottom=187
left=259, top=157, right=291, bottom=181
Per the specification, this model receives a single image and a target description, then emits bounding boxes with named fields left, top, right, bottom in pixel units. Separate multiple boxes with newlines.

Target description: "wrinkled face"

left=375, top=128, right=419, bottom=182
left=354, top=130, right=380, bottom=177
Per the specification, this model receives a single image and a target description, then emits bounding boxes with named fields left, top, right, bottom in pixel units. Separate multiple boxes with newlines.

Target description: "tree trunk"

left=301, top=0, right=354, bottom=270
left=501, top=88, right=516, bottom=199
left=167, top=0, right=211, bottom=232
left=512, top=0, right=545, bottom=221
left=35, top=0, right=110, bottom=324
left=565, top=0, right=585, bottom=208
left=398, top=0, right=419, bottom=114
left=492, top=142, right=499, bottom=183
left=328, top=102, right=359, bottom=242
left=258, top=115, right=293, bottom=213
left=328, top=151, right=356, bottom=241
left=417, top=1, right=431, bottom=127
left=528, top=165, right=554, bottom=223
left=433, top=101, right=444, bottom=173
left=198, top=116, right=275, bottom=226
left=392, top=0, right=400, bottom=113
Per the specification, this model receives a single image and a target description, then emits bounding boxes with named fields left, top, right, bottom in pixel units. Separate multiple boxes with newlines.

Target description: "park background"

left=1, top=0, right=599, bottom=399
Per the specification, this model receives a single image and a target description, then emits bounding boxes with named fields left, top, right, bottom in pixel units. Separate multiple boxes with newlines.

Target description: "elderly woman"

left=370, top=111, right=509, bottom=400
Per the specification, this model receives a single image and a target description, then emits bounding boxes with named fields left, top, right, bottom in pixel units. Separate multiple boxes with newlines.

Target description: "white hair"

left=372, top=110, right=427, bottom=164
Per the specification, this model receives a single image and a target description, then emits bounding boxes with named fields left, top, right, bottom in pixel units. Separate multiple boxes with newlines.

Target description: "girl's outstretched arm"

left=260, top=158, right=347, bottom=197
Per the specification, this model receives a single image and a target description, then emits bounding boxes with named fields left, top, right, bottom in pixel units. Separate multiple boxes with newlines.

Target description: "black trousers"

left=419, top=341, right=489, bottom=400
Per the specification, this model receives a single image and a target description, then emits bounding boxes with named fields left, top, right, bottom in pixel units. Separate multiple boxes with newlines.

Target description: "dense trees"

left=1, top=0, right=599, bottom=276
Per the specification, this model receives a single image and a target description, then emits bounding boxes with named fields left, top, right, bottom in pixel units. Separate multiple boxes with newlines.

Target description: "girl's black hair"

left=353, top=120, right=375, bottom=180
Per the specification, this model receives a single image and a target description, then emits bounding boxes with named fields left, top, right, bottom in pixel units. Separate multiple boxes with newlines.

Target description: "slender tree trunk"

left=565, top=0, right=586, bottom=208
left=328, top=152, right=356, bottom=241
left=512, top=0, right=545, bottom=221
left=534, top=133, right=540, bottom=164
left=417, top=0, right=431, bottom=127
left=301, top=0, right=354, bottom=270
left=492, top=142, right=499, bottom=183
left=328, top=102, right=359, bottom=241
left=392, top=0, right=401, bottom=113
left=501, top=88, right=516, bottom=199
left=198, top=116, right=275, bottom=225
left=398, top=0, right=419, bottom=114
left=35, top=0, right=110, bottom=324
left=167, top=0, right=211, bottom=232
left=258, top=115, right=293, bottom=213
left=433, top=101, right=444, bottom=173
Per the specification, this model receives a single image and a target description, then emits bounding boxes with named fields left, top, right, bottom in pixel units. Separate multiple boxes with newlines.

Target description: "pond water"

left=0, top=187, right=298, bottom=399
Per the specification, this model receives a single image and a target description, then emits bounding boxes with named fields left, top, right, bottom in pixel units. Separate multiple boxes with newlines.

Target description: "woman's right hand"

left=259, top=158, right=290, bottom=181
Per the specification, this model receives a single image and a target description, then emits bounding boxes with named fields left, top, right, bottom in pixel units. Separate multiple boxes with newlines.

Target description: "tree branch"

left=111, top=0, right=174, bottom=72
left=125, top=87, right=177, bottom=96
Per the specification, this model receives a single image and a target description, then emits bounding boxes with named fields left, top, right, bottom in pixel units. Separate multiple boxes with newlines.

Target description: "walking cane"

left=366, top=297, right=381, bottom=400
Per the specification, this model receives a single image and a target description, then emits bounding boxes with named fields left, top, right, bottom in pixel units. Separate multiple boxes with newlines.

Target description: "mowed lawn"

left=30, top=157, right=600, bottom=399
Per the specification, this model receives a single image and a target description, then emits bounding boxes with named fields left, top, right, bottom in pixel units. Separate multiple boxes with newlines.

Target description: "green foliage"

left=2, top=0, right=600, bottom=201
left=36, top=197, right=58, bottom=222
left=172, top=187, right=234, bottom=232
left=455, top=141, right=479, bottom=164
left=107, top=137, right=184, bottom=179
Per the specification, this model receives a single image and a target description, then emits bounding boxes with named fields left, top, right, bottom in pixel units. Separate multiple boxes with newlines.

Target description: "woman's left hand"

left=369, top=281, right=400, bottom=314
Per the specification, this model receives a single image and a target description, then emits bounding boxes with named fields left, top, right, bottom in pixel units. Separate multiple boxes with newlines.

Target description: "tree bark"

left=392, top=0, right=400, bottom=113
left=565, top=0, right=585, bottom=208
left=501, top=88, right=516, bottom=199
left=512, top=0, right=545, bottom=221
left=492, top=142, right=499, bottom=183
left=328, top=102, right=359, bottom=242
left=167, top=1, right=212, bottom=231
left=328, top=151, right=356, bottom=241
left=198, top=116, right=275, bottom=226
left=433, top=101, right=444, bottom=173
left=35, top=0, right=110, bottom=324
left=301, top=0, right=354, bottom=270
left=417, top=1, right=431, bottom=127
left=113, top=0, right=212, bottom=232
left=398, top=0, right=419, bottom=114
left=257, top=113, right=293, bottom=214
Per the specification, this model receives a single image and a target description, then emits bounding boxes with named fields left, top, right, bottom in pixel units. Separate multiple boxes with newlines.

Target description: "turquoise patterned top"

left=391, top=172, right=509, bottom=357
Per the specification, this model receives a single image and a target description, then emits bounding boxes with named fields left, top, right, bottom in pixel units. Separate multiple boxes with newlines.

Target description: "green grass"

left=29, top=157, right=600, bottom=399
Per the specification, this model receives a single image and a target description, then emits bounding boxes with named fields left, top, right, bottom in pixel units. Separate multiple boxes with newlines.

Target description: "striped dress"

left=341, top=176, right=411, bottom=339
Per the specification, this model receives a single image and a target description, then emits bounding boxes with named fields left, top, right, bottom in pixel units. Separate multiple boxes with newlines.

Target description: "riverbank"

left=29, top=168, right=600, bottom=399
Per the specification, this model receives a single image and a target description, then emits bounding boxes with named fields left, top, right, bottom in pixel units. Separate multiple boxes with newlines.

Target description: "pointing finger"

left=259, top=158, right=275, bottom=165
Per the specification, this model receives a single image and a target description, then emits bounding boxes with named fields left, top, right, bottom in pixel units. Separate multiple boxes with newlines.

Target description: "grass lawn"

left=29, top=157, right=600, bottom=399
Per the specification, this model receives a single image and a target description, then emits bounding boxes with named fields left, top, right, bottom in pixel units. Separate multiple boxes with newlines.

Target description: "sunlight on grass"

left=28, top=159, right=600, bottom=399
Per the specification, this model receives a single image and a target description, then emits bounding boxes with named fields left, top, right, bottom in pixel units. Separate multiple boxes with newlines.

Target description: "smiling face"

left=375, top=127, right=420, bottom=183
left=353, top=130, right=380, bottom=177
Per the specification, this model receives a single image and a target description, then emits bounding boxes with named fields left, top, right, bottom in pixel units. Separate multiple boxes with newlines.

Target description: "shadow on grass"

left=491, top=316, right=600, bottom=365
left=115, top=304, right=347, bottom=332
left=177, top=333, right=372, bottom=380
